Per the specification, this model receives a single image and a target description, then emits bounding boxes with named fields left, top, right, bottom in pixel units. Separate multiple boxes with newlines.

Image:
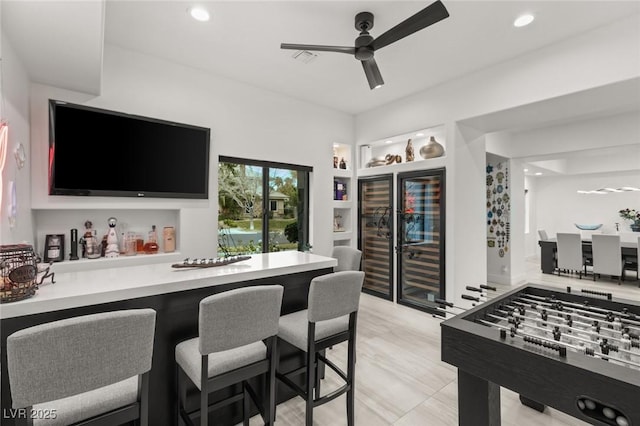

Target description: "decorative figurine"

left=105, top=217, right=120, bottom=258
left=333, top=156, right=339, bottom=168
left=339, top=158, right=347, bottom=169
left=405, top=139, right=414, bottom=162
left=82, top=220, right=101, bottom=259
left=333, top=214, right=343, bottom=232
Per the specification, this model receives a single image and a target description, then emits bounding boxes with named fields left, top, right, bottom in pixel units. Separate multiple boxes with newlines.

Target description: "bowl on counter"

left=574, top=224, right=602, bottom=230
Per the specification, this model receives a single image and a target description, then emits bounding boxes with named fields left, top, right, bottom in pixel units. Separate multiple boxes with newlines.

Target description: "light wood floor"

left=247, top=259, right=640, bottom=425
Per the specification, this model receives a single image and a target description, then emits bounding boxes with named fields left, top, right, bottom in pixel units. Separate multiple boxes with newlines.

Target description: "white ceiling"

left=3, top=0, right=639, bottom=177
left=4, top=1, right=640, bottom=115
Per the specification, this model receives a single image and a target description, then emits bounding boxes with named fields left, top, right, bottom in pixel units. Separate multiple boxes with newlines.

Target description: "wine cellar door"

left=358, top=175, right=394, bottom=299
left=397, top=169, right=445, bottom=312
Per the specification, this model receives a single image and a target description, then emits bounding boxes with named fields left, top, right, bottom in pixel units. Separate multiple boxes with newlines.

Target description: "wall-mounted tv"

left=49, top=100, right=210, bottom=199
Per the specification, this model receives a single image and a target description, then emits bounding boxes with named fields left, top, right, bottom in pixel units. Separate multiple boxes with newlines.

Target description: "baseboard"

left=488, top=273, right=527, bottom=286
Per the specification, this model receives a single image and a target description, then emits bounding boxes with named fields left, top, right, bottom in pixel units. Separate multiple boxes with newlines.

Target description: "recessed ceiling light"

left=514, top=14, right=534, bottom=28
left=523, top=168, right=529, bottom=172
left=385, top=140, right=393, bottom=144
left=416, top=133, right=424, bottom=137
left=535, top=172, right=542, bottom=176
left=189, top=6, right=210, bottom=22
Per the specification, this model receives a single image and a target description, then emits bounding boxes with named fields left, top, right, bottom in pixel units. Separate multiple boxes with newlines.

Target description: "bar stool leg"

left=243, top=382, right=250, bottom=426
left=267, top=337, right=278, bottom=425
left=315, top=351, right=322, bottom=399
left=347, top=316, right=357, bottom=426
left=306, top=323, right=316, bottom=426
left=201, top=356, right=209, bottom=426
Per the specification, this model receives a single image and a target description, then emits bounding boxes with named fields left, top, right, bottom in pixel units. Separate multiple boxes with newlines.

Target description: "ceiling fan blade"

left=370, top=0, right=449, bottom=51
left=280, top=43, right=356, bottom=55
left=362, top=58, right=384, bottom=90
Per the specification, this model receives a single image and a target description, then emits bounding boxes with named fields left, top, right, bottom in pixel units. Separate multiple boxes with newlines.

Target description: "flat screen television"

left=48, top=100, right=210, bottom=199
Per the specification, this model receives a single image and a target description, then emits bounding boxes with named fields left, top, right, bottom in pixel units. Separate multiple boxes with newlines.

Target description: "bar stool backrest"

left=308, top=271, right=364, bottom=323
left=7, top=308, right=156, bottom=408
left=331, top=247, right=362, bottom=272
left=199, top=285, right=284, bottom=354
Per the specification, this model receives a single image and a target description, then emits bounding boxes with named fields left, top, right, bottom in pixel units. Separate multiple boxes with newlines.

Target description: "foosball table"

left=440, top=284, right=640, bottom=426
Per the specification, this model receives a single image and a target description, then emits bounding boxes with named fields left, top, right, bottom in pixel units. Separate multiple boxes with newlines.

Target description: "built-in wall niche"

left=333, top=143, right=352, bottom=171
left=33, top=209, right=179, bottom=263
left=358, top=125, right=446, bottom=170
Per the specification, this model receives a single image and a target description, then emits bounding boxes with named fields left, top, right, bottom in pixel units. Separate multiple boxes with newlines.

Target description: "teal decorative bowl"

left=574, top=224, right=602, bottom=230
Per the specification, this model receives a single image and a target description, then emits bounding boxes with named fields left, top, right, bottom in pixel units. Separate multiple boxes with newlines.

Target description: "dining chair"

left=7, top=309, right=156, bottom=426
left=556, top=233, right=585, bottom=278
left=591, top=234, right=624, bottom=284
left=624, top=236, right=640, bottom=282
left=537, top=230, right=549, bottom=241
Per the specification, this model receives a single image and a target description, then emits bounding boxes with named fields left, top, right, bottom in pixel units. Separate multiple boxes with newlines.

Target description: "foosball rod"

left=435, top=299, right=469, bottom=311
left=521, top=293, right=638, bottom=322
left=517, top=295, right=640, bottom=331
left=524, top=293, right=640, bottom=326
left=465, top=285, right=497, bottom=298
left=508, top=300, right=638, bottom=339
left=491, top=309, right=638, bottom=351
left=478, top=319, right=640, bottom=369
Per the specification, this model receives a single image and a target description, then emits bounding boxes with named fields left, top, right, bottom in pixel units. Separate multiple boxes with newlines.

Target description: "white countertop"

left=0, top=251, right=337, bottom=319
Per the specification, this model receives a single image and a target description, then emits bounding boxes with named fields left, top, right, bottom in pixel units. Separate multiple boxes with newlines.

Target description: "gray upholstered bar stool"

left=331, top=246, right=362, bottom=272
left=175, top=285, right=283, bottom=426
left=6, top=309, right=156, bottom=426
left=276, top=271, right=364, bottom=426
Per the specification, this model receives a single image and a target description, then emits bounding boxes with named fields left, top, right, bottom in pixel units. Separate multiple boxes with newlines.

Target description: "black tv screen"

left=49, top=100, right=210, bottom=199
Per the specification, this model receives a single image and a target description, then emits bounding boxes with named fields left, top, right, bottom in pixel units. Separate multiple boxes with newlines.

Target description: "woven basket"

left=0, top=244, right=38, bottom=303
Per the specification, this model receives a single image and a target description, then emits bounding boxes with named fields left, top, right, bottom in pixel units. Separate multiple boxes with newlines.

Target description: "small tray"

left=171, top=256, right=251, bottom=269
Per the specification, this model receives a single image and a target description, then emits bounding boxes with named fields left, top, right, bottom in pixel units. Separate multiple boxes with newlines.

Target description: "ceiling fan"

left=281, top=1, right=449, bottom=90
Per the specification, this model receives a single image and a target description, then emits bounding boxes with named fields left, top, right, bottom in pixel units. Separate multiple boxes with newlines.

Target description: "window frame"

left=219, top=156, right=312, bottom=252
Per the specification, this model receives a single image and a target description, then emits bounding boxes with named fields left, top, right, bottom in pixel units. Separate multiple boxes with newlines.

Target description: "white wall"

left=535, top=171, right=640, bottom=238
left=29, top=44, right=354, bottom=257
left=355, top=15, right=640, bottom=303
left=524, top=176, right=537, bottom=259
left=1, top=30, right=34, bottom=245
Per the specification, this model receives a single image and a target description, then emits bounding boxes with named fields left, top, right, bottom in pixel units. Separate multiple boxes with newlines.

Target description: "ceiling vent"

left=291, top=50, right=318, bottom=64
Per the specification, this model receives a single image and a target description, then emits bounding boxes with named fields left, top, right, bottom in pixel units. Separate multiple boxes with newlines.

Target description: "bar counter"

left=1, top=251, right=336, bottom=425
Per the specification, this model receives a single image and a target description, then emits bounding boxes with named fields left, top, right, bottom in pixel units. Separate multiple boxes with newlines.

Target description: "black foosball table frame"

left=441, top=283, right=640, bottom=426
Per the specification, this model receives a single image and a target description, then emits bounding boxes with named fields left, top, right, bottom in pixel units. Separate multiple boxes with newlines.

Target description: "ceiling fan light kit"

left=281, top=0, right=449, bottom=89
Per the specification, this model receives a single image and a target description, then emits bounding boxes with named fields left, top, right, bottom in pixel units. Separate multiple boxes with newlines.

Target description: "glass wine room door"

left=397, top=169, right=445, bottom=312
left=358, top=175, right=393, bottom=300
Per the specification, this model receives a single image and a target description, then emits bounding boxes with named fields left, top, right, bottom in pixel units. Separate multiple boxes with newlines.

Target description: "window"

left=218, top=157, right=311, bottom=255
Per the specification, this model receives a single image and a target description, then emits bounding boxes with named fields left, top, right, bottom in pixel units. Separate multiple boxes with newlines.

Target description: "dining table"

left=538, top=237, right=638, bottom=275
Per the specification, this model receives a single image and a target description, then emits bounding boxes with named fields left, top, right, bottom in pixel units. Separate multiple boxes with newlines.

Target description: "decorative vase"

left=419, top=136, right=444, bottom=159
left=631, top=222, right=640, bottom=232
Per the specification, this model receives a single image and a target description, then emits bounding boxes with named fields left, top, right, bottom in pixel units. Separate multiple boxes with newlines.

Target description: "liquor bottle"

left=143, top=225, right=159, bottom=254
